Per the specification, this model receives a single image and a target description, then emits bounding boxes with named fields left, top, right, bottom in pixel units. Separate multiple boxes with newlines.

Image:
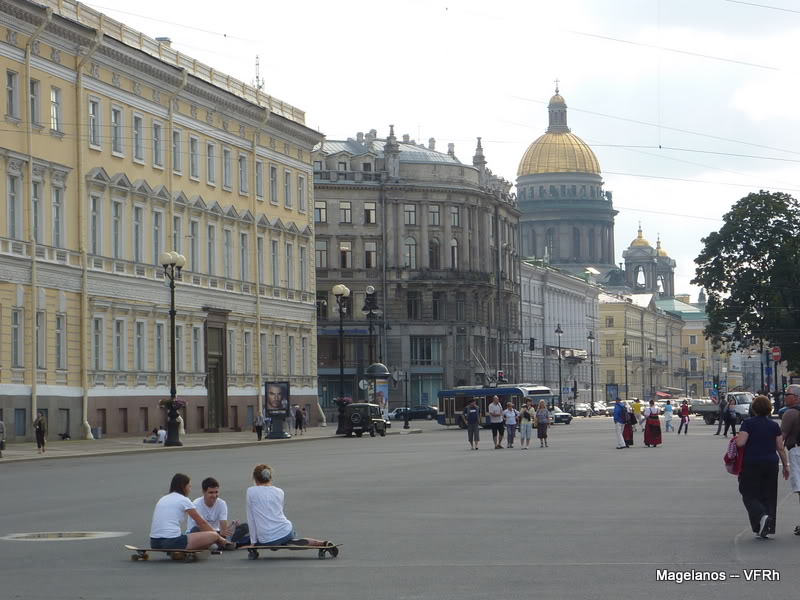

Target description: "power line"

left=722, top=0, right=800, bottom=15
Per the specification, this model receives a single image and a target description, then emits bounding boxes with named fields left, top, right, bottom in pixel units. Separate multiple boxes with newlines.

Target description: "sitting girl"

left=245, top=464, right=331, bottom=547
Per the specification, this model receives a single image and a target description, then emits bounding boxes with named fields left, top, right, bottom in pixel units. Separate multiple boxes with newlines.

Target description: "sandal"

left=794, top=526, right=800, bottom=536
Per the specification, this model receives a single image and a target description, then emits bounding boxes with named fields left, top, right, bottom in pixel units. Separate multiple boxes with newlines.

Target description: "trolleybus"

left=437, top=384, right=556, bottom=428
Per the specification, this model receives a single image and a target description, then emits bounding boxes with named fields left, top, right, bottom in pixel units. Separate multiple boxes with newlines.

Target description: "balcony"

left=407, top=269, right=492, bottom=284
left=314, top=170, right=384, bottom=184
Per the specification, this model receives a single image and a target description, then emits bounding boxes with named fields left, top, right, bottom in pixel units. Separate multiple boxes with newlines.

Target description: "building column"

left=420, top=201, right=429, bottom=269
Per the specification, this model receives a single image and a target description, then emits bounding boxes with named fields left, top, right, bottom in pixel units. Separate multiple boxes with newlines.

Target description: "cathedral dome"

left=517, top=87, right=601, bottom=177
left=630, top=226, right=651, bottom=248
left=656, top=237, right=669, bottom=256
left=517, top=132, right=601, bottom=176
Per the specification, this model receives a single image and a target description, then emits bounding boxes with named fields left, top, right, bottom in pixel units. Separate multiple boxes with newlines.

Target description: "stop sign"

left=771, top=346, right=782, bottom=362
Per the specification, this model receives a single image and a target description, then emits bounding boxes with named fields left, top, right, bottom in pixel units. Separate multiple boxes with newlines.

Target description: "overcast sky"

left=87, top=0, right=800, bottom=299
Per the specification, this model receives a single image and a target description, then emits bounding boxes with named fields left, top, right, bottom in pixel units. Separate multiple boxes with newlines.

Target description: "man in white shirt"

left=488, top=396, right=505, bottom=450
left=156, top=426, right=167, bottom=444
left=186, top=477, right=241, bottom=548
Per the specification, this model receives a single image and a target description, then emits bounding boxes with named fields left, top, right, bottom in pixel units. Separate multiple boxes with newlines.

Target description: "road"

left=0, top=418, right=794, bottom=599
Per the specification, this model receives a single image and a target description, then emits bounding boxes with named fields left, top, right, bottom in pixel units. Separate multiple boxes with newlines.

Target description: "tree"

left=692, top=190, right=800, bottom=371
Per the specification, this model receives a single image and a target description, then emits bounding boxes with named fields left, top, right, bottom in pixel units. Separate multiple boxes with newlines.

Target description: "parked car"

left=593, top=402, right=611, bottom=416
left=574, top=403, right=593, bottom=417
left=551, top=407, right=573, bottom=425
left=388, top=407, right=407, bottom=420
left=695, top=392, right=753, bottom=425
left=406, top=405, right=439, bottom=420
left=343, top=403, right=389, bottom=438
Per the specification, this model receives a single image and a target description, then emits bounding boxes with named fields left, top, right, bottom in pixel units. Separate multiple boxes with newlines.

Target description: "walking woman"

left=677, top=400, right=690, bottom=435
left=34, top=411, right=47, bottom=454
left=519, top=399, right=535, bottom=450
left=643, top=400, right=662, bottom=447
left=736, top=395, right=789, bottom=538
left=723, top=396, right=738, bottom=437
left=294, top=406, right=304, bottom=436
left=663, top=400, right=674, bottom=432
left=535, top=400, right=550, bottom=448
left=503, top=402, right=519, bottom=448
left=149, top=473, right=232, bottom=551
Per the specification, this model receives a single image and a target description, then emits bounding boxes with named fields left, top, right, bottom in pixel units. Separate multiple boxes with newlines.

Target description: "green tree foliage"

left=693, top=191, right=800, bottom=371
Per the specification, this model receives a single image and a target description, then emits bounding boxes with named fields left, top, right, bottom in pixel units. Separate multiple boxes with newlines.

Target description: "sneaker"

left=759, top=515, right=771, bottom=538
left=222, top=541, right=237, bottom=551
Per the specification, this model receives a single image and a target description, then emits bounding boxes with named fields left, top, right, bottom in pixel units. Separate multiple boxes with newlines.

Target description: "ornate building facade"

left=0, top=0, right=321, bottom=440
left=516, top=88, right=617, bottom=278
left=313, top=131, right=520, bottom=414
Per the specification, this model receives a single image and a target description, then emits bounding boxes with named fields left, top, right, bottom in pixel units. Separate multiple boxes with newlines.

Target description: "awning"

left=655, top=391, right=672, bottom=398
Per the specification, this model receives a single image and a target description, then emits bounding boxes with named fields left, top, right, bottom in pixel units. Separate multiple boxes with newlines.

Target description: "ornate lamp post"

left=648, top=344, right=654, bottom=401
left=622, top=338, right=629, bottom=401
left=587, top=330, right=595, bottom=413
left=333, top=283, right=351, bottom=434
left=362, top=286, right=382, bottom=365
left=555, top=324, right=563, bottom=409
left=160, top=251, right=186, bottom=447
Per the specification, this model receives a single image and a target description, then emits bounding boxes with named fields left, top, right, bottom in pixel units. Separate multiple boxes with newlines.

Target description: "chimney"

left=156, top=37, right=172, bottom=48
left=447, top=143, right=455, bottom=156
left=356, top=132, right=364, bottom=143
left=402, top=134, right=410, bottom=143
left=428, top=137, right=436, bottom=150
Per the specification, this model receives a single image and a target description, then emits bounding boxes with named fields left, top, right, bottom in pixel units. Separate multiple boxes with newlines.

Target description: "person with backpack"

left=736, top=395, right=789, bottom=538
left=780, top=385, right=800, bottom=535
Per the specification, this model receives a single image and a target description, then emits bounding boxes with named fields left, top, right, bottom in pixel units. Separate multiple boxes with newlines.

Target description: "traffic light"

left=497, top=370, right=507, bottom=383
left=782, top=376, right=788, bottom=391
left=529, top=337, right=535, bottom=351
left=713, top=375, right=719, bottom=391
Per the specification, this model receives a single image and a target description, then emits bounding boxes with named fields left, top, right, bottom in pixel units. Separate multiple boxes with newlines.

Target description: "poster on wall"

left=605, top=384, right=619, bottom=403
left=265, top=381, right=290, bottom=417
left=375, top=379, right=389, bottom=418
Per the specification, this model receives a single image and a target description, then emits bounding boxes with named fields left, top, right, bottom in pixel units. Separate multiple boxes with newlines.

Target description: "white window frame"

left=301, top=337, right=308, bottom=375
left=111, top=199, right=124, bottom=259
left=152, top=210, right=164, bottom=266
left=49, top=86, right=62, bottom=132
left=172, top=128, right=183, bottom=174
left=88, top=97, right=101, bottom=149
left=206, top=142, right=216, bottom=185
left=7, top=175, right=21, bottom=240
left=285, top=242, right=294, bottom=289
left=255, top=160, right=264, bottom=199
left=175, top=324, right=184, bottom=373
left=11, top=308, right=23, bottom=367
left=207, top=224, right=217, bottom=276
left=35, top=310, right=46, bottom=369
left=155, top=322, right=165, bottom=371
left=189, top=220, right=200, bottom=272
left=52, top=185, right=64, bottom=248
left=173, top=215, right=183, bottom=255
left=55, top=313, right=66, bottom=370
left=189, top=135, right=200, bottom=180
left=152, top=120, right=164, bottom=168
left=111, top=104, right=124, bottom=156
left=273, top=334, right=281, bottom=375
left=271, top=239, right=280, bottom=287
left=89, top=194, right=102, bottom=255
left=133, top=205, right=144, bottom=263
left=240, top=232, right=249, bottom=281
left=29, top=78, right=40, bottom=126
left=222, top=147, right=232, bottom=190
left=6, top=69, right=19, bottom=119
left=192, top=326, right=203, bottom=373
left=32, top=180, right=42, bottom=244
left=113, top=318, right=127, bottom=371
left=134, top=320, right=146, bottom=371
left=243, top=330, right=253, bottom=375
left=260, top=333, right=268, bottom=375
left=284, top=170, right=292, bottom=208
left=132, top=113, right=144, bottom=163
left=298, top=175, right=306, bottom=212
left=238, top=154, right=249, bottom=195
left=269, top=165, right=278, bottom=204
left=92, top=316, right=104, bottom=371
left=288, top=335, right=295, bottom=375
left=223, top=228, right=233, bottom=278
left=299, top=246, right=307, bottom=291
left=227, top=329, right=235, bottom=374
left=257, top=236, right=265, bottom=284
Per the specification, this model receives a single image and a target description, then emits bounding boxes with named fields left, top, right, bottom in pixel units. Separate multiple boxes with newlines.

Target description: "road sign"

left=562, top=386, right=571, bottom=393
left=765, top=367, right=773, bottom=375
left=704, top=380, right=712, bottom=388
left=358, top=379, right=369, bottom=390
left=772, top=346, right=782, bottom=362
left=719, top=380, right=727, bottom=388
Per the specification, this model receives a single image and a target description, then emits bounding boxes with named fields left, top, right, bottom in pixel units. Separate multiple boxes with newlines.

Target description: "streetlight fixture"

left=555, top=324, right=563, bottom=409
left=361, top=286, right=382, bottom=365
left=648, top=344, right=654, bottom=401
left=160, top=251, right=186, bottom=447
left=333, top=283, right=351, bottom=435
left=622, top=338, right=629, bottom=401
left=587, top=330, right=595, bottom=413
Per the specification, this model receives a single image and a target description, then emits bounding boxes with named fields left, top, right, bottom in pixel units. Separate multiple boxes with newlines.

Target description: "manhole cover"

left=1, top=531, right=129, bottom=541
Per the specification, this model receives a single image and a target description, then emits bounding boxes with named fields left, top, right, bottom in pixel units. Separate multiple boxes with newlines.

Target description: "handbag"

left=724, top=436, right=745, bottom=475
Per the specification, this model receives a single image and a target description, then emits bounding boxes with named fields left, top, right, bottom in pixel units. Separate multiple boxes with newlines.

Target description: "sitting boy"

left=186, top=477, right=248, bottom=548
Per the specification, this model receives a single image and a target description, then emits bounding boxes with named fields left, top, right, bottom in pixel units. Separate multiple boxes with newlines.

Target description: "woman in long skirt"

left=643, top=400, right=662, bottom=447
left=623, top=407, right=635, bottom=447
left=535, top=400, right=550, bottom=448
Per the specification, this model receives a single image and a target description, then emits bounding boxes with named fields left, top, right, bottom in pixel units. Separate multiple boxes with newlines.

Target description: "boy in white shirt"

left=186, top=477, right=245, bottom=548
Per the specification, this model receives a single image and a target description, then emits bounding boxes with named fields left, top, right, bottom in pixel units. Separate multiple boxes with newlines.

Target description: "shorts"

left=467, top=423, right=480, bottom=443
left=491, top=422, right=504, bottom=437
left=263, top=529, right=296, bottom=546
left=150, top=535, right=188, bottom=550
left=519, top=422, right=533, bottom=440
left=789, top=447, right=800, bottom=493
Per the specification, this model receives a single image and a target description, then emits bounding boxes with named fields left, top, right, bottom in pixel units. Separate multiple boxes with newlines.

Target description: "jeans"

left=664, top=418, right=674, bottom=432
left=506, top=424, right=517, bottom=447
left=678, top=418, right=688, bottom=434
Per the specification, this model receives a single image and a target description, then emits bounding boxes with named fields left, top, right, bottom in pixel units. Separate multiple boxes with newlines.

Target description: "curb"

left=0, top=427, right=423, bottom=465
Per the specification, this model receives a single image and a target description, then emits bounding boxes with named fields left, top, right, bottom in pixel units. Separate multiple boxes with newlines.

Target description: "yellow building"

left=598, top=292, right=684, bottom=402
left=0, top=0, right=322, bottom=440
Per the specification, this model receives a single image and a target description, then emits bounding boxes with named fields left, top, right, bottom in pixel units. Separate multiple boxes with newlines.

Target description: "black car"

left=343, top=403, right=389, bottom=438
left=406, top=405, right=439, bottom=421
left=551, top=408, right=573, bottom=425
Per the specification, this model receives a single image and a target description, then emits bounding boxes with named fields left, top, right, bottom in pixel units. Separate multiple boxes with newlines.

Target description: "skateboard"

left=124, top=544, right=211, bottom=562
left=242, top=543, right=341, bottom=560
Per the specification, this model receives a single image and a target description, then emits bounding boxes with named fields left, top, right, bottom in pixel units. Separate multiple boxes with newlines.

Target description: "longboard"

left=124, top=544, right=211, bottom=562
left=241, top=543, right=341, bottom=560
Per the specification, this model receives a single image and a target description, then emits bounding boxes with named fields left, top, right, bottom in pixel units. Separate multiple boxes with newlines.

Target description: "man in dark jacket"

left=714, top=394, right=727, bottom=435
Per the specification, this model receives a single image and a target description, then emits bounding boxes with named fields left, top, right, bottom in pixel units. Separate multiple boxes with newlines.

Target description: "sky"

left=85, top=0, right=800, bottom=299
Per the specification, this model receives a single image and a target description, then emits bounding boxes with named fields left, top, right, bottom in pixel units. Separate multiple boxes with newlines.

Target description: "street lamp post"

left=622, top=338, right=629, bottom=401
left=160, top=251, right=186, bottom=447
left=404, top=370, right=410, bottom=430
left=587, top=331, right=595, bottom=413
left=701, top=352, right=706, bottom=396
left=555, top=324, right=563, bottom=410
left=648, top=344, right=654, bottom=401
left=362, top=286, right=382, bottom=365
left=333, top=283, right=351, bottom=435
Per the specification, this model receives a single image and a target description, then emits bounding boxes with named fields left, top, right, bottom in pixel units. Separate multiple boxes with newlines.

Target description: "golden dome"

left=517, top=132, right=601, bottom=176
left=549, top=92, right=566, bottom=106
left=656, top=237, right=668, bottom=256
left=630, top=225, right=651, bottom=248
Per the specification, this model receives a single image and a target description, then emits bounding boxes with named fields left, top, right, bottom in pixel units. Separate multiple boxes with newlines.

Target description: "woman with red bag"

left=736, top=395, right=789, bottom=538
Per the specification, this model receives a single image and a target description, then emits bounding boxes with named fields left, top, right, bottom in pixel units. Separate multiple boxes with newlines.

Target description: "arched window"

left=545, top=228, right=555, bottom=260
left=572, top=227, right=581, bottom=260
left=635, top=265, right=646, bottom=289
left=450, top=238, right=459, bottom=269
left=404, top=237, right=417, bottom=269
left=657, top=274, right=666, bottom=295
left=428, top=239, right=440, bottom=270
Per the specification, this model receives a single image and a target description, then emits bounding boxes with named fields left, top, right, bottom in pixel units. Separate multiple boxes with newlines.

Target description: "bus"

left=437, top=384, right=556, bottom=428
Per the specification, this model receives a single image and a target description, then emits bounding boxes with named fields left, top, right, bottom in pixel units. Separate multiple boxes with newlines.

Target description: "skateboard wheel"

left=318, top=549, right=326, bottom=560
left=329, top=546, right=339, bottom=558
left=131, top=555, right=139, bottom=561
left=141, top=554, right=149, bottom=561
left=248, top=550, right=259, bottom=560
